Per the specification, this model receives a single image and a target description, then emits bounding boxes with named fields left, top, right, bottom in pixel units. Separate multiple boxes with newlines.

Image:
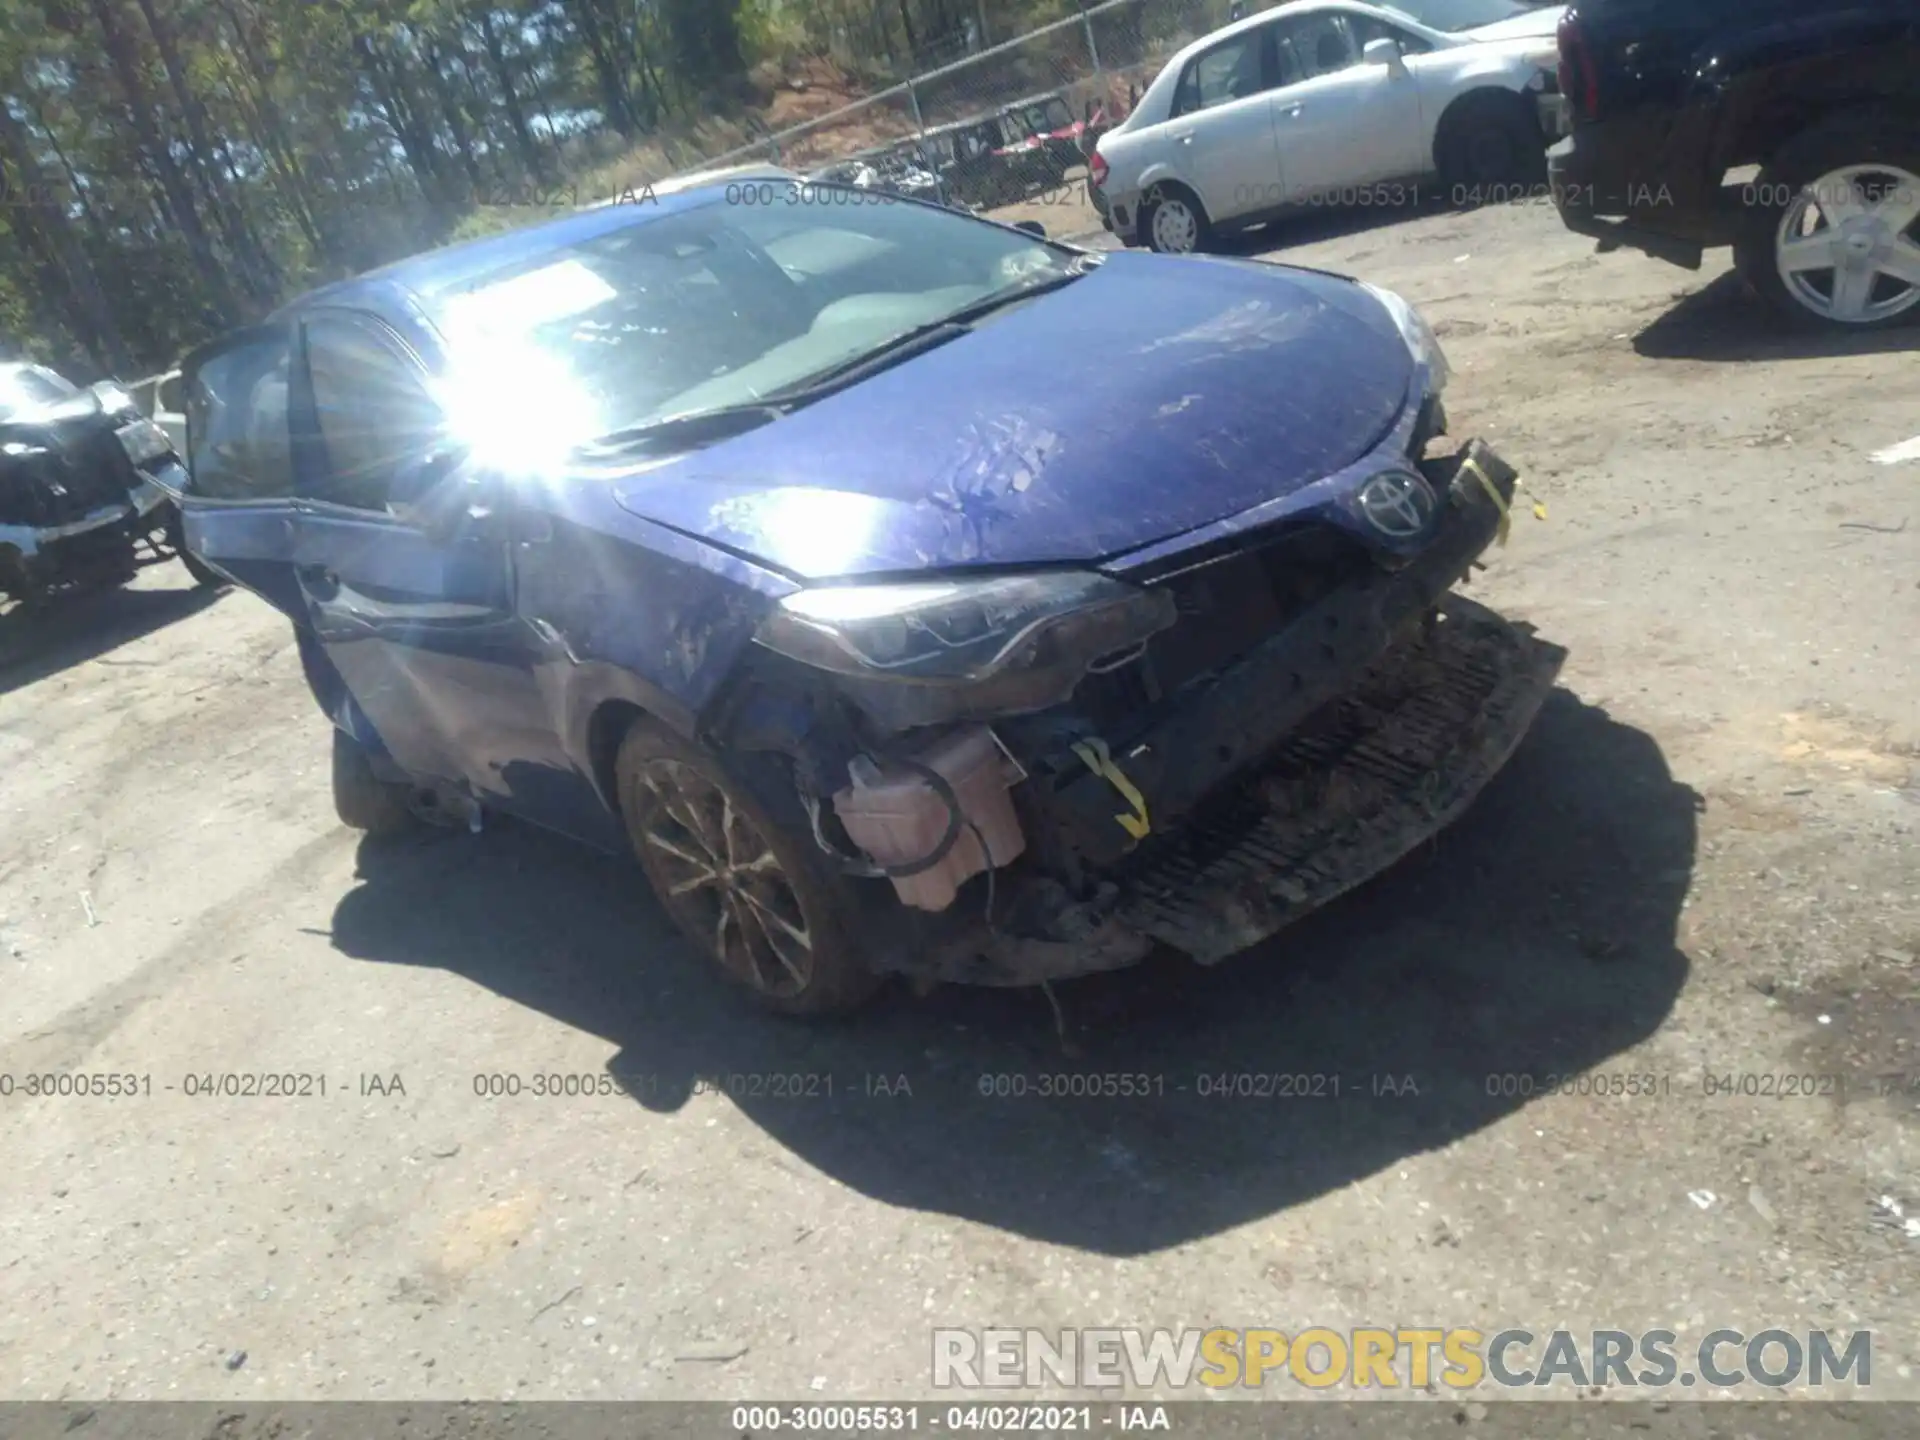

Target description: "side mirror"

left=1364, top=38, right=1405, bottom=68
left=1013, top=219, right=1048, bottom=238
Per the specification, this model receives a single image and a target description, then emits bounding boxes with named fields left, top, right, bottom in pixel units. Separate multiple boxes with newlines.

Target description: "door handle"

left=1173, top=131, right=1195, bottom=144
left=1280, top=103, right=1304, bottom=118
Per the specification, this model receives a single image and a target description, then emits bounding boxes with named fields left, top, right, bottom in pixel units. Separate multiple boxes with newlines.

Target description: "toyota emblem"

left=1356, top=468, right=1438, bottom=540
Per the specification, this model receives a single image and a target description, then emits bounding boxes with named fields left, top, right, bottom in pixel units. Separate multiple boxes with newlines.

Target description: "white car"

left=1093, top=0, right=1567, bottom=254
left=131, top=369, right=188, bottom=455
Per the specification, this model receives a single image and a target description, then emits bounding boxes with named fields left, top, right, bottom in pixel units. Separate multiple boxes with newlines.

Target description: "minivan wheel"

left=1141, top=186, right=1211, bottom=254
left=616, top=722, right=881, bottom=1015
left=331, top=729, right=415, bottom=836
left=1736, top=119, right=1920, bottom=329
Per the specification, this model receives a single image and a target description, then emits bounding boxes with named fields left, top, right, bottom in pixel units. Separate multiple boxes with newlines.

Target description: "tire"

left=1140, top=184, right=1212, bottom=255
left=1734, top=115, right=1920, bottom=331
left=179, top=548, right=227, bottom=588
left=164, top=506, right=229, bottom=589
left=332, top=728, right=415, bottom=836
left=615, top=720, right=881, bottom=1015
left=1439, top=94, right=1547, bottom=196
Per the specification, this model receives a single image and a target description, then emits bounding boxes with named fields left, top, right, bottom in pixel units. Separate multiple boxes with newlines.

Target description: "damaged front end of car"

left=701, top=420, right=1566, bottom=988
left=0, top=379, right=191, bottom=605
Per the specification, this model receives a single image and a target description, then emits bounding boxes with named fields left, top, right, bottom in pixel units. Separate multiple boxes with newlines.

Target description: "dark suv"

left=1549, top=0, right=1920, bottom=329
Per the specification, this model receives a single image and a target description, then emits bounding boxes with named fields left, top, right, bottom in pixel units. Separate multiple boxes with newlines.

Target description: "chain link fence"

left=663, top=0, right=1278, bottom=236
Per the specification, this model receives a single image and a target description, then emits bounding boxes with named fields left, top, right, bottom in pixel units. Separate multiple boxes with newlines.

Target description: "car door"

left=179, top=324, right=304, bottom=615
left=292, top=308, right=575, bottom=824
left=1163, top=25, right=1284, bottom=222
left=1267, top=10, right=1427, bottom=198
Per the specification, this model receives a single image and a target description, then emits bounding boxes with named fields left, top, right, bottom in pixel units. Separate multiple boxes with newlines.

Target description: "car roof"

left=1130, top=0, right=1444, bottom=116
left=1159, top=0, right=1432, bottom=67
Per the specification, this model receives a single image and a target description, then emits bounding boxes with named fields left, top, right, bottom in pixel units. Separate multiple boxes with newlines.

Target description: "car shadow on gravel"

left=1634, top=271, right=1920, bottom=362
left=326, top=687, right=1697, bottom=1256
left=0, top=581, right=224, bottom=697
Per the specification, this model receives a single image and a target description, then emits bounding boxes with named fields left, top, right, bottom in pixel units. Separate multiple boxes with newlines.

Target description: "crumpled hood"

left=610, top=252, right=1414, bottom=581
left=1461, top=7, right=1565, bottom=45
left=4, top=390, right=110, bottom=429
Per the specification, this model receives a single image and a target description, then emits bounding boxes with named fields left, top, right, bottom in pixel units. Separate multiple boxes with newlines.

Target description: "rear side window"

left=302, top=313, right=447, bottom=513
left=186, top=331, right=295, bottom=501
left=1173, top=32, right=1270, bottom=116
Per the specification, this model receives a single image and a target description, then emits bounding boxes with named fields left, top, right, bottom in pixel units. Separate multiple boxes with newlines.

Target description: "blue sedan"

left=177, top=177, right=1562, bottom=1013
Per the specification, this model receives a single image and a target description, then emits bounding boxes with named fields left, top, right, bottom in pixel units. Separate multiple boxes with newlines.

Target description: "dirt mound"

left=755, top=55, right=879, bottom=131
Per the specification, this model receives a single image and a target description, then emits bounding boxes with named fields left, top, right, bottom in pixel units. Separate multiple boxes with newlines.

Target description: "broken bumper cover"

left=907, top=441, right=1565, bottom=984
left=1117, top=597, right=1564, bottom=963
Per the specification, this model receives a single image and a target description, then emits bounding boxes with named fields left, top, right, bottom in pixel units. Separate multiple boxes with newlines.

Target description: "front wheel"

left=164, top=507, right=228, bottom=589
left=332, top=729, right=415, bottom=837
left=1439, top=96, right=1547, bottom=193
left=1141, top=186, right=1211, bottom=255
left=616, top=721, right=881, bottom=1015
left=1735, top=118, right=1920, bottom=330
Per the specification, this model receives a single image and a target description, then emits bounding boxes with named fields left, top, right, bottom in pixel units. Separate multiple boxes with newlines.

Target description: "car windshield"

left=429, top=193, right=1073, bottom=466
left=1384, top=0, right=1536, bottom=31
left=0, top=363, right=79, bottom=421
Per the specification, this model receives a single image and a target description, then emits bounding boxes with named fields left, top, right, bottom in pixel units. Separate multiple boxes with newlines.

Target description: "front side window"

left=186, top=332, right=295, bottom=501
left=303, top=314, right=447, bottom=513
left=1173, top=33, right=1269, bottom=116
left=1275, top=14, right=1362, bottom=81
left=1348, top=14, right=1435, bottom=54
left=427, top=195, right=1072, bottom=467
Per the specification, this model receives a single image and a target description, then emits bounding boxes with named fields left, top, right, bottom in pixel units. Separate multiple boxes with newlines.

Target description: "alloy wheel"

left=1151, top=196, right=1200, bottom=254
left=633, top=759, right=814, bottom=1000
left=1775, top=164, right=1920, bottom=325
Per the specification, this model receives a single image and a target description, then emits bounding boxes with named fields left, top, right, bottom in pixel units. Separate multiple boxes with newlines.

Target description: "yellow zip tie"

left=1460, top=455, right=1513, bottom=547
left=1071, top=737, right=1152, bottom=841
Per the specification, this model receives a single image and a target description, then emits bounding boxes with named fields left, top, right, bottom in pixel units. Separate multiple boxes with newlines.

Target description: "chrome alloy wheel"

left=1775, top=164, right=1920, bottom=325
left=632, top=759, right=814, bottom=999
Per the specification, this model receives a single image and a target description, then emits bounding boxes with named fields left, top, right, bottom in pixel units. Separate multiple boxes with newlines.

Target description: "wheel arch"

left=588, top=698, right=655, bottom=820
left=1704, top=15, right=1920, bottom=170
left=1136, top=162, right=1200, bottom=204
left=1745, top=100, right=1920, bottom=174
left=575, top=673, right=700, bottom=818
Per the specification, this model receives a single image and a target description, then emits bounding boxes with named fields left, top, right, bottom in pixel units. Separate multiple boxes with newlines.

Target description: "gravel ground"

left=1, top=194, right=1916, bottom=1410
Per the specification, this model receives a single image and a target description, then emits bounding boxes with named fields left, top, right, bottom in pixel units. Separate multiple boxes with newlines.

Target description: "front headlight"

left=1359, top=281, right=1450, bottom=394
left=756, top=571, right=1177, bottom=686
